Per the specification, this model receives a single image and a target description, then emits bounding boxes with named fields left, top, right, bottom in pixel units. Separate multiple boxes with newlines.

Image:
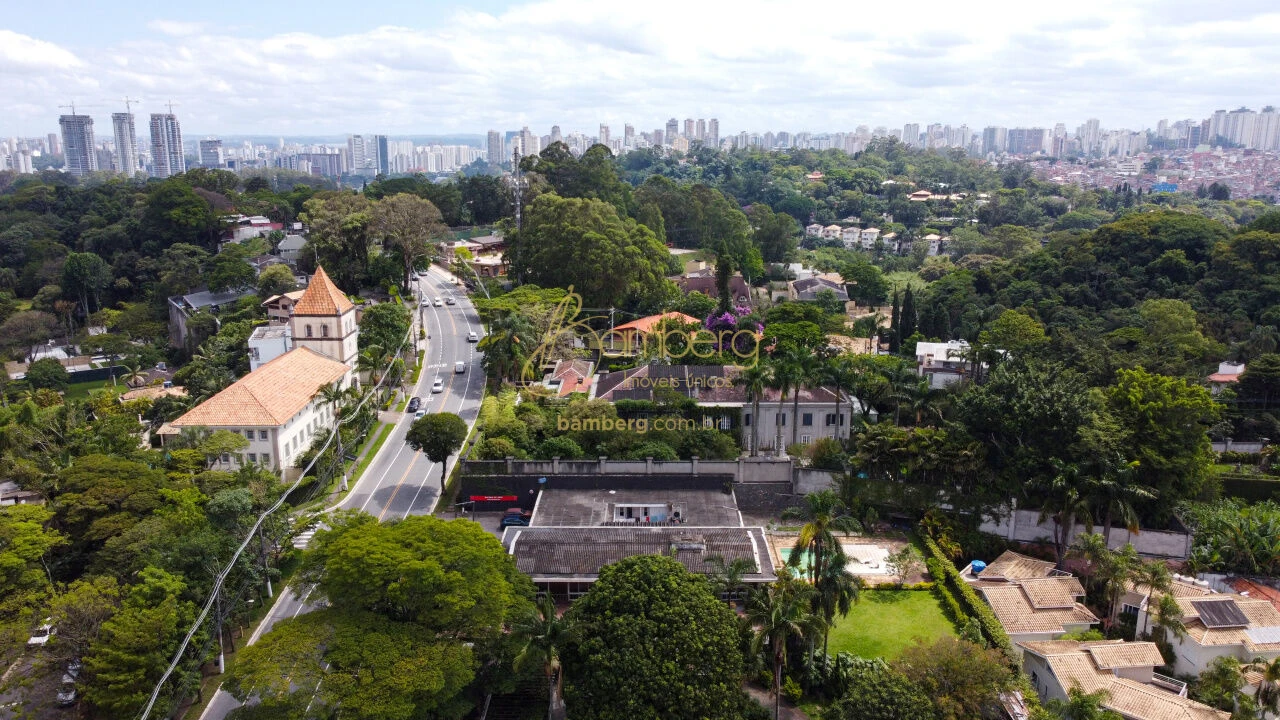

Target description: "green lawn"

left=63, top=378, right=112, bottom=400
left=825, top=589, right=956, bottom=659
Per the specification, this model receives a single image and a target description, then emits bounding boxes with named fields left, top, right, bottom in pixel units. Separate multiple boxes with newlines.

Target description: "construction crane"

left=58, top=101, right=102, bottom=115
left=121, top=96, right=141, bottom=115
left=163, top=99, right=180, bottom=115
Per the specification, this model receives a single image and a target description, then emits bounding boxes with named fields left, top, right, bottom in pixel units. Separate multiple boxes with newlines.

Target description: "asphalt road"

left=197, top=265, right=485, bottom=720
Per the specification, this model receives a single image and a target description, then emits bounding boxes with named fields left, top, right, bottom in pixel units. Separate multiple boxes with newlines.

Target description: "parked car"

left=467, top=331, right=479, bottom=343
left=504, top=507, right=532, bottom=519
left=431, top=378, right=444, bottom=393
left=27, top=620, right=54, bottom=647
left=56, top=676, right=76, bottom=707
left=500, top=514, right=531, bottom=528
left=418, top=269, right=429, bottom=278
left=454, top=361, right=466, bottom=374
left=406, top=397, right=421, bottom=413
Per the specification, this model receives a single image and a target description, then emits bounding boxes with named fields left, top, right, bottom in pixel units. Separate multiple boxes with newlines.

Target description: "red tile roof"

left=293, top=266, right=354, bottom=316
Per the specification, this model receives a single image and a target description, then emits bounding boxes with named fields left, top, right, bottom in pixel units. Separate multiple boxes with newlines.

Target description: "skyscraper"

left=348, top=135, right=369, bottom=170
left=599, top=124, right=610, bottom=147
left=982, top=127, right=1007, bottom=155
left=550, top=125, right=562, bottom=144
left=623, top=124, right=634, bottom=147
left=149, top=113, right=185, bottom=178
left=695, top=119, right=706, bottom=142
left=199, top=139, right=224, bottom=168
left=111, top=112, right=139, bottom=176
left=665, top=118, right=679, bottom=142
left=46, top=133, right=61, bottom=156
left=903, top=123, right=920, bottom=147
left=374, top=135, right=389, bottom=176
left=486, top=131, right=503, bottom=165
left=59, top=114, right=97, bottom=176
left=707, top=118, right=719, bottom=147
left=684, top=119, right=694, bottom=138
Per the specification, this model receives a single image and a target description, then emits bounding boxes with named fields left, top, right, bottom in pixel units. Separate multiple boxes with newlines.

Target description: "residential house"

left=0, top=480, right=44, bottom=507
left=262, top=290, right=307, bottom=324
left=1121, top=577, right=1280, bottom=678
left=859, top=227, right=881, bottom=250
left=841, top=226, right=861, bottom=248
left=277, top=234, right=306, bottom=263
left=821, top=224, right=843, bottom=241
left=791, top=276, right=849, bottom=304
left=915, top=340, right=971, bottom=388
left=908, top=190, right=934, bottom=202
left=591, top=364, right=876, bottom=452
left=169, top=347, right=352, bottom=475
left=922, top=233, right=947, bottom=256
left=167, top=286, right=257, bottom=349
left=249, top=255, right=287, bottom=275
left=607, top=312, right=700, bottom=354
left=541, top=359, right=595, bottom=397
left=1020, top=640, right=1228, bottom=720
left=966, top=551, right=1098, bottom=646
left=224, top=215, right=283, bottom=244
left=805, top=223, right=824, bottom=237
left=1206, top=361, right=1245, bottom=395
left=880, top=231, right=899, bottom=253
left=672, top=271, right=752, bottom=306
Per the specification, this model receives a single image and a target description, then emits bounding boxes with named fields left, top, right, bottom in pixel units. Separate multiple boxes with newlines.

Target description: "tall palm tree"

left=120, top=361, right=146, bottom=388
left=780, top=349, right=819, bottom=448
left=748, top=573, right=825, bottom=720
left=512, top=595, right=569, bottom=720
left=767, top=361, right=797, bottom=457
left=1085, top=458, right=1155, bottom=546
left=824, top=356, right=857, bottom=444
left=358, top=344, right=389, bottom=385
left=1151, top=593, right=1186, bottom=645
left=814, top=552, right=862, bottom=655
left=736, top=363, right=770, bottom=457
left=1248, top=656, right=1280, bottom=715
left=1035, top=459, right=1094, bottom=568
left=479, top=311, right=536, bottom=384
left=782, top=490, right=860, bottom=585
left=899, top=378, right=945, bottom=427
left=1131, top=560, right=1172, bottom=637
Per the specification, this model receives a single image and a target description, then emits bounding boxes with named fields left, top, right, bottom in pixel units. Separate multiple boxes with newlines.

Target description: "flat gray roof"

left=531, top=488, right=742, bottom=528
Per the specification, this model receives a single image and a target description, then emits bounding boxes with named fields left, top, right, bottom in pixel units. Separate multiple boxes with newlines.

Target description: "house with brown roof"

left=1206, top=361, right=1244, bottom=395
left=1020, top=640, right=1229, bottom=720
left=607, top=312, right=699, bottom=354
left=541, top=359, right=595, bottom=397
left=169, top=347, right=351, bottom=475
left=671, top=271, right=752, bottom=306
left=1121, top=577, right=1280, bottom=677
left=966, top=550, right=1099, bottom=646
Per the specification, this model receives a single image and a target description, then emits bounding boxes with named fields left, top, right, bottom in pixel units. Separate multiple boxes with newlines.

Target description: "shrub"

left=809, top=437, right=847, bottom=470
left=921, top=536, right=1016, bottom=663
left=782, top=675, right=804, bottom=704
left=25, top=357, right=69, bottom=391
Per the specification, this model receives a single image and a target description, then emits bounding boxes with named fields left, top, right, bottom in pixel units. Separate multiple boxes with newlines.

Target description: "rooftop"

left=292, top=266, right=353, bottom=316
left=613, top=312, right=699, bottom=334
left=1019, top=640, right=1229, bottom=720
left=979, top=550, right=1058, bottom=581
left=505, top=526, right=776, bottom=583
left=531, top=488, right=742, bottom=528
left=977, top=583, right=1097, bottom=634
left=171, top=347, right=348, bottom=428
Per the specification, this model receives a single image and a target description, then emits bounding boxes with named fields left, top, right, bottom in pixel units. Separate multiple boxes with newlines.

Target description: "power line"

left=136, top=320, right=416, bottom=720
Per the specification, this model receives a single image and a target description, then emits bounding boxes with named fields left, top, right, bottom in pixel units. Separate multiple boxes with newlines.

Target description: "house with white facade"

left=277, top=234, right=307, bottom=263
left=821, top=224, right=843, bottom=241
left=1120, top=576, right=1280, bottom=678
left=1020, top=640, right=1228, bottom=720
left=804, top=223, right=824, bottom=238
left=915, top=340, right=971, bottom=388
left=859, top=227, right=881, bottom=249
left=841, top=226, right=861, bottom=248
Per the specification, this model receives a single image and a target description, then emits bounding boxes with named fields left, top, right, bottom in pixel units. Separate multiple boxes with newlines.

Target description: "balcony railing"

left=1152, top=673, right=1188, bottom=697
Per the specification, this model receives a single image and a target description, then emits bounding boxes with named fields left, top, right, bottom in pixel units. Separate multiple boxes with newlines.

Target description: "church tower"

left=290, top=266, right=358, bottom=370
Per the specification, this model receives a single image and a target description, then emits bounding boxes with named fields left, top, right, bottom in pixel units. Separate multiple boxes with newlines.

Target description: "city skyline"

left=4, top=0, right=1280, bottom=135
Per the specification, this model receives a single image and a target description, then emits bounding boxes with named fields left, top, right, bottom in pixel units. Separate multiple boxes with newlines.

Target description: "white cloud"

left=3, top=0, right=1280, bottom=136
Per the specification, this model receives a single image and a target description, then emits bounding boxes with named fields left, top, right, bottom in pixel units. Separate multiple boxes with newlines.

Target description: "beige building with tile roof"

left=1122, top=577, right=1280, bottom=677
left=968, top=551, right=1099, bottom=646
left=1020, top=640, right=1229, bottom=720
left=291, top=266, right=358, bottom=368
left=171, top=347, right=351, bottom=474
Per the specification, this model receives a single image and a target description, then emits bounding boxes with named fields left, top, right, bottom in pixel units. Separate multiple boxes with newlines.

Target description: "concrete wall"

left=460, top=457, right=794, bottom=484
left=1212, top=440, right=1266, bottom=453
left=795, top=468, right=838, bottom=494
left=734, top=482, right=800, bottom=514
left=979, top=508, right=1193, bottom=560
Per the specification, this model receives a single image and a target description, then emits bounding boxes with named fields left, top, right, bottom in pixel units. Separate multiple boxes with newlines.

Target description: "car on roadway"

left=413, top=409, right=425, bottom=420
left=27, top=619, right=54, bottom=647
left=417, top=269, right=429, bottom=278
left=432, top=378, right=444, bottom=393
left=455, top=361, right=466, bottom=374
left=467, top=331, right=479, bottom=343
left=406, top=397, right=421, bottom=413
left=433, top=297, right=443, bottom=307
left=445, top=295, right=456, bottom=305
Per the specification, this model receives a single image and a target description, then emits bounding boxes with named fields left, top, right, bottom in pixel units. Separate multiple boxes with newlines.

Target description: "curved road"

left=197, top=265, right=485, bottom=720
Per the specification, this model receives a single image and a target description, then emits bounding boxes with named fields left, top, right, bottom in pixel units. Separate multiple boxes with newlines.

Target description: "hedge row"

left=921, top=536, right=1017, bottom=662
left=926, top=558, right=968, bottom=626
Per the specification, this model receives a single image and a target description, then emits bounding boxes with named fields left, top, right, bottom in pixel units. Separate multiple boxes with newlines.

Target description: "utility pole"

left=259, top=529, right=273, bottom=599
left=511, top=147, right=525, bottom=231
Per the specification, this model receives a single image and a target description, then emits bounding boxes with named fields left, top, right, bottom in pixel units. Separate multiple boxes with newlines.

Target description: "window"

left=776, top=413, right=786, bottom=426
left=801, top=434, right=812, bottom=444
left=322, top=324, right=329, bottom=337
left=306, top=324, right=313, bottom=338
left=259, top=430, right=268, bottom=440
left=245, top=430, right=254, bottom=440
left=744, top=413, right=751, bottom=427
left=718, top=416, right=731, bottom=430
left=262, top=453, right=270, bottom=465
left=802, top=413, right=813, bottom=426
left=825, top=414, right=837, bottom=426
left=703, top=416, right=714, bottom=428
left=221, top=453, right=230, bottom=463
left=1121, top=603, right=1141, bottom=617
left=247, top=453, right=257, bottom=463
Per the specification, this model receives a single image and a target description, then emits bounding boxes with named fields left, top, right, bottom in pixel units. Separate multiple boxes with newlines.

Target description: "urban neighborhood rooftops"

left=531, top=488, right=742, bottom=528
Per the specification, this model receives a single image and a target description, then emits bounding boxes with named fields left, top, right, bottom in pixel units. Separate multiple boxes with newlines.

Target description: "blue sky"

left=4, top=0, right=1280, bottom=137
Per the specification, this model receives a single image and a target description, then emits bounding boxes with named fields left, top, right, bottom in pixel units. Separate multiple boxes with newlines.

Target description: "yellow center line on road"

left=376, top=275, right=462, bottom=521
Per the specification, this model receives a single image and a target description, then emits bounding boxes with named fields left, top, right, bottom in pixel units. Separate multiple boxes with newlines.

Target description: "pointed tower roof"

left=293, top=266, right=354, bottom=316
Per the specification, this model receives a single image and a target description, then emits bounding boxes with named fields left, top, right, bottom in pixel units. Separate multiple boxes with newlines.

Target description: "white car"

left=445, top=295, right=456, bottom=305
left=455, top=361, right=466, bottom=374
left=467, top=331, right=479, bottom=343
left=431, top=378, right=444, bottom=393
left=413, top=409, right=425, bottom=420
left=27, top=620, right=54, bottom=647
left=433, top=297, right=443, bottom=307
